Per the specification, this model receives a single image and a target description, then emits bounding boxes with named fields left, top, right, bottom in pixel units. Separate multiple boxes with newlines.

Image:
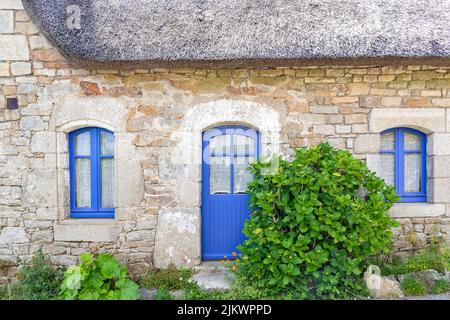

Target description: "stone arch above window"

left=369, top=108, right=445, bottom=134
left=181, top=99, right=282, bottom=164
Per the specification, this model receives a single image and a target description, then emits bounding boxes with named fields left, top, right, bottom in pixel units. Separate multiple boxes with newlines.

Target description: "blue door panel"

left=202, top=196, right=251, bottom=260
left=201, top=126, right=259, bottom=260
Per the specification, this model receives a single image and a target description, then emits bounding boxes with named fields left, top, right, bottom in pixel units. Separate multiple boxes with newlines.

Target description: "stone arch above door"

left=153, top=99, right=282, bottom=268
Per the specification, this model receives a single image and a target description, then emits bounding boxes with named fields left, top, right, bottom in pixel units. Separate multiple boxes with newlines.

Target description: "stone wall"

left=0, top=0, right=450, bottom=282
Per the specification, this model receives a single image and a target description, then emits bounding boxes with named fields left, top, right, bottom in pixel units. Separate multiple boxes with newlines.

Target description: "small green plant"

left=405, top=245, right=450, bottom=273
left=59, top=252, right=140, bottom=300
left=139, top=264, right=192, bottom=291
left=182, top=279, right=266, bottom=300
left=154, top=286, right=174, bottom=300
left=12, top=249, right=64, bottom=300
left=369, top=255, right=409, bottom=276
left=0, top=285, right=8, bottom=300
left=374, top=245, right=450, bottom=278
left=237, top=143, right=399, bottom=299
left=400, top=277, right=426, bottom=296
left=431, top=280, right=450, bottom=294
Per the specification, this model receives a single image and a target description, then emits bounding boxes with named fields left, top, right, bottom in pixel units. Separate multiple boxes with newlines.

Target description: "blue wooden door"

left=202, top=126, right=259, bottom=260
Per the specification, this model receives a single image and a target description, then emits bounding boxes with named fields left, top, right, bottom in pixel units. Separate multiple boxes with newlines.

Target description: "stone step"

left=192, top=261, right=228, bottom=273
left=189, top=271, right=235, bottom=291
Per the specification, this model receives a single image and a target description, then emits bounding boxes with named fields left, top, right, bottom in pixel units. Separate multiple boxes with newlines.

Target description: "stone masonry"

left=1, top=0, right=450, bottom=283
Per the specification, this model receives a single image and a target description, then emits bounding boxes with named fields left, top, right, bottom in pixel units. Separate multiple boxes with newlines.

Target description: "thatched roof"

left=23, top=0, right=450, bottom=68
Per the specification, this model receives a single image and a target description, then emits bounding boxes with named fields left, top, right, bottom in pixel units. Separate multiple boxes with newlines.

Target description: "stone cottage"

left=1, top=0, right=450, bottom=280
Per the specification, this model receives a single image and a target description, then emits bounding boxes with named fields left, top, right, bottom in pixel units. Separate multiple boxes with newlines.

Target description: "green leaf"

left=116, top=278, right=140, bottom=300
left=97, top=254, right=121, bottom=279
left=80, top=252, right=94, bottom=265
left=78, top=288, right=100, bottom=300
left=63, top=266, right=82, bottom=290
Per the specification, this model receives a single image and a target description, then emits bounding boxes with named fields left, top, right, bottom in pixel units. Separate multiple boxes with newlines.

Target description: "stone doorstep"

left=189, top=271, right=235, bottom=291
left=192, top=261, right=228, bottom=273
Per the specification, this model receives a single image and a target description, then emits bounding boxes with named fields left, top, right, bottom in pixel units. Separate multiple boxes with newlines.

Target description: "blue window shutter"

left=380, top=127, right=426, bottom=203
left=69, top=127, right=115, bottom=218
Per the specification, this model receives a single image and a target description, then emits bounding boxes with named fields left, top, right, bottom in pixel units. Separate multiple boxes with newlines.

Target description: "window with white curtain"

left=69, top=127, right=115, bottom=218
left=379, top=128, right=426, bottom=203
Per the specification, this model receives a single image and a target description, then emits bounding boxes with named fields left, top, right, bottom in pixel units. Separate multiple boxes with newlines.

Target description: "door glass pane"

left=210, top=156, right=231, bottom=194
left=209, top=134, right=231, bottom=155
left=380, top=154, right=395, bottom=186
left=405, top=154, right=421, bottom=192
left=380, top=132, right=395, bottom=151
left=75, top=158, right=91, bottom=208
left=234, top=156, right=255, bottom=193
left=404, top=132, right=421, bottom=151
left=100, top=131, right=114, bottom=155
left=101, top=158, right=114, bottom=208
left=75, top=132, right=90, bottom=155
left=234, top=135, right=255, bottom=155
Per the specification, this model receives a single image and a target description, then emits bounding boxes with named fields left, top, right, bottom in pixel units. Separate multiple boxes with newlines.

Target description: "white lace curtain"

left=74, top=130, right=114, bottom=208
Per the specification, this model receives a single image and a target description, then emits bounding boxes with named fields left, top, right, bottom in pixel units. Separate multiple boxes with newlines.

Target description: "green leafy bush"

left=12, top=249, right=64, bottom=300
left=139, top=264, right=192, bottom=291
left=401, top=277, right=426, bottom=296
left=59, top=252, right=140, bottom=300
left=237, top=143, right=399, bottom=299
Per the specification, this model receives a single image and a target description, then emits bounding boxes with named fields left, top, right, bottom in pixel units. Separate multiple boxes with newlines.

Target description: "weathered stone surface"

left=29, top=35, right=51, bottom=49
left=364, top=265, right=403, bottom=299
left=353, top=134, right=380, bottom=154
left=0, top=227, right=29, bottom=244
left=116, top=160, right=144, bottom=207
left=369, top=108, right=446, bottom=133
left=126, top=230, right=153, bottom=242
left=50, top=255, right=78, bottom=266
left=31, top=131, right=56, bottom=153
left=429, top=134, right=450, bottom=156
left=54, top=96, right=128, bottom=131
left=389, top=203, right=446, bottom=218
left=22, top=170, right=57, bottom=207
left=347, top=83, right=370, bottom=95
left=11, top=62, right=31, bottom=76
left=0, top=62, right=9, bottom=76
left=189, top=271, right=235, bottom=291
left=0, top=35, right=29, bottom=60
left=17, top=83, right=37, bottom=95
left=80, top=81, right=102, bottom=96
left=0, top=10, right=14, bottom=34
left=54, top=223, right=120, bottom=242
left=153, top=208, right=200, bottom=268
left=20, top=116, right=47, bottom=131
left=0, top=0, right=24, bottom=9
left=139, top=288, right=158, bottom=300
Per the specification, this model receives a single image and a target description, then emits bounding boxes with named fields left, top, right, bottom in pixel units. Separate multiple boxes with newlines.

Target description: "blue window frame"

left=69, top=127, right=115, bottom=218
left=379, top=127, right=427, bottom=202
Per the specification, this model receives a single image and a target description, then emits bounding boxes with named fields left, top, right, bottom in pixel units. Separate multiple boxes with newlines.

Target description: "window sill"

left=54, top=219, right=120, bottom=242
left=388, top=202, right=446, bottom=218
